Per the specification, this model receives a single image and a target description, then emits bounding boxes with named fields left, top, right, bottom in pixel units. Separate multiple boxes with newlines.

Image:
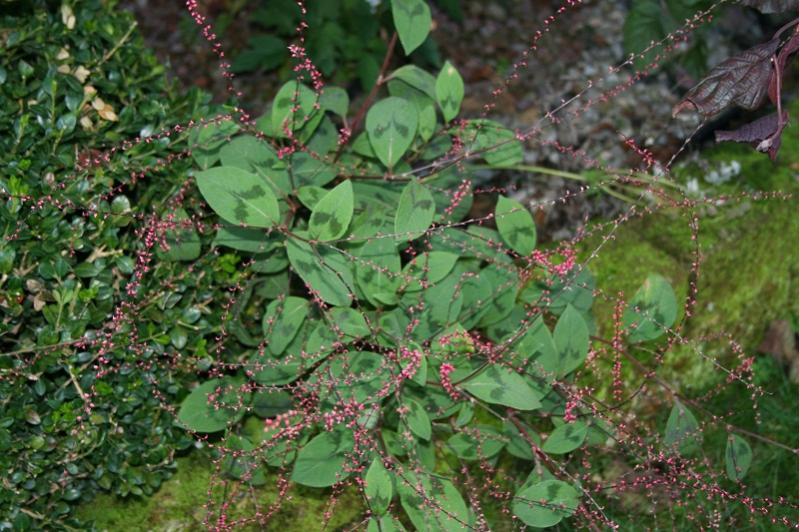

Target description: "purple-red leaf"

left=769, top=31, right=799, bottom=105
left=715, top=111, right=789, bottom=161
left=673, top=39, right=779, bottom=118
left=739, top=0, right=799, bottom=13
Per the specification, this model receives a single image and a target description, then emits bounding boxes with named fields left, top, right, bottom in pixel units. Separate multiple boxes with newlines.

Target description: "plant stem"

left=334, top=31, right=398, bottom=161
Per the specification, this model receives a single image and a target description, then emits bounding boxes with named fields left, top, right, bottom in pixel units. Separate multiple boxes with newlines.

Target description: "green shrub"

left=0, top=2, right=227, bottom=527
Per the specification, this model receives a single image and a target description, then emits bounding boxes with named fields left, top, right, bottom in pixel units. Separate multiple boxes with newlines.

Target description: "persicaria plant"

left=5, top=0, right=798, bottom=528
left=170, top=0, right=770, bottom=529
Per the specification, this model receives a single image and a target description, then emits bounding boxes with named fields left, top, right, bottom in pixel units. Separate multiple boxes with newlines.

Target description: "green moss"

left=582, top=114, right=799, bottom=391
left=77, top=452, right=364, bottom=531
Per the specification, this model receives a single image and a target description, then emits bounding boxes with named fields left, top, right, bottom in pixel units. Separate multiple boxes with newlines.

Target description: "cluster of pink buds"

left=439, top=363, right=461, bottom=401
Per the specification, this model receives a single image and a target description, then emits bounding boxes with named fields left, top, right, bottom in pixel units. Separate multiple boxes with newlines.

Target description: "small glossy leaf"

left=435, top=61, right=464, bottom=122
left=541, top=421, right=587, bottom=454
left=196, top=166, right=280, bottom=227
left=309, top=180, right=354, bottom=241
left=262, top=296, right=310, bottom=356
left=554, top=305, right=590, bottom=376
left=623, top=274, right=678, bottom=343
left=291, top=429, right=355, bottom=487
left=513, top=480, right=580, bottom=528
left=394, top=180, right=435, bottom=241
left=461, top=365, right=542, bottom=410
left=495, top=195, right=537, bottom=255
left=391, top=0, right=432, bottom=55
left=366, top=97, right=418, bottom=168
left=365, top=458, right=393, bottom=515
left=725, top=434, right=752, bottom=481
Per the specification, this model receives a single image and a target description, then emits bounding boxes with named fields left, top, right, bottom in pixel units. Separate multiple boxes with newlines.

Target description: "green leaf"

left=320, top=86, right=349, bottom=117
left=195, top=166, right=280, bottom=227
left=447, top=426, right=505, bottom=460
left=457, top=119, right=523, bottom=167
left=495, top=195, right=537, bottom=255
left=461, top=365, right=542, bottom=410
left=328, top=307, right=371, bottom=339
left=387, top=80, right=437, bottom=142
left=220, top=135, right=279, bottom=172
left=391, top=0, right=432, bottom=55
left=177, top=379, right=247, bottom=433
left=291, top=151, right=337, bottom=187
left=513, top=316, right=559, bottom=381
left=252, top=389, right=294, bottom=418
left=664, top=400, right=701, bottom=455
left=309, top=180, right=354, bottom=241
left=403, top=398, right=432, bottom=440
left=435, top=61, right=464, bottom=122
left=541, top=421, right=587, bottom=454
left=366, top=97, right=418, bottom=168
left=355, top=238, right=401, bottom=306
left=262, top=296, right=310, bottom=356
left=513, top=480, right=580, bottom=528
left=553, top=305, right=590, bottom=376
left=365, top=458, right=393, bottom=515
left=157, top=209, right=201, bottom=262
left=313, top=351, right=391, bottom=406
left=286, top=236, right=354, bottom=306
left=214, top=224, right=279, bottom=253
left=725, top=434, right=752, bottom=482
left=400, top=251, right=458, bottom=292
left=394, top=180, right=435, bottom=241
left=397, top=472, right=469, bottom=532
left=623, top=0, right=668, bottom=72
left=272, top=81, right=319, bottom=138
left=623, top=273, right=678, bottom=342
left=367, top=515, right=406, bottom=532
left=291, top=429, right=355, bottom=487
left=296, top=185, right=327, bottom=210
left=390, top=65, right=437, bottom=98
left=503, top=420, right=540, bottom=460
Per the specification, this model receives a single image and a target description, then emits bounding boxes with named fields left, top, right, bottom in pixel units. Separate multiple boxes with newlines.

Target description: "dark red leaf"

left=739, top=0, right=799, bottom=13
left=715, top=111, right=789, bottom=161
left=673, top=39, right=779, bottom=118
left=769, top=31, right=799, bottom=104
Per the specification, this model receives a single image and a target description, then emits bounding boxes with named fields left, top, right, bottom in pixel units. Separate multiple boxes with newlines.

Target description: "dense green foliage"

left=227, top=0, right=453, bottom=90
left=0, top=2, right=229, bottom=527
